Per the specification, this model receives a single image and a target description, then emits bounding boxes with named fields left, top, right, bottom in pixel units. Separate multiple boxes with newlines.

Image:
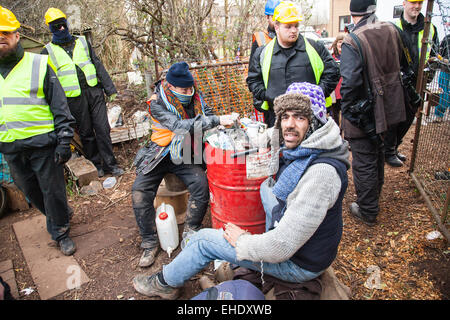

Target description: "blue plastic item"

left=264, top=0, right=281, bottom=15
left=191, top=280, right=265, bottom=300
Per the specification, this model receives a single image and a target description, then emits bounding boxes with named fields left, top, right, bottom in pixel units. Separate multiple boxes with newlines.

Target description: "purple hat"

left=285, top=82, right=328, bottom=124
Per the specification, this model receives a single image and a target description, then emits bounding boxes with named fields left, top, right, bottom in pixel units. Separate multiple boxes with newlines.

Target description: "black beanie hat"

left=350, top=0, right=377, bottom=16
left=166, top=62, right=194, bottom=88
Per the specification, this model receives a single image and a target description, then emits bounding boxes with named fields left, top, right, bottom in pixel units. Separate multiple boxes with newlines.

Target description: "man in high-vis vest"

left=131, top=62, right=235, bottom=268
left=247, top=1, right=340, bottom=128
left=0, top=7, right=77, bottom=255
left=250, top=0, right=280, bottom=123
left=384, top=0, right=439, bottom=167
left=249, top=0, right=280, bottom=60
left=41, top=8, right=124, bottom=178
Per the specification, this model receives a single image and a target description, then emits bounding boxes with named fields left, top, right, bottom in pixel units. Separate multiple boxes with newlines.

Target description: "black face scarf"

left=49, top=18, right=73, bottom=44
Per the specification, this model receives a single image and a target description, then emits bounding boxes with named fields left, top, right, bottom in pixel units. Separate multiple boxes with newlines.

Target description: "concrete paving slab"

left=13, top=215, right=90, bottom=300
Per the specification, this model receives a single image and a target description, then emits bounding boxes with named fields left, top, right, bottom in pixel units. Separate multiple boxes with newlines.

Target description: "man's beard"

left=0, top=42, right=18, bottom=60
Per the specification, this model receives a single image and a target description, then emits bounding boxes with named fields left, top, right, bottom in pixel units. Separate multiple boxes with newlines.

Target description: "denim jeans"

left=162, top=178, right=323, bottom=287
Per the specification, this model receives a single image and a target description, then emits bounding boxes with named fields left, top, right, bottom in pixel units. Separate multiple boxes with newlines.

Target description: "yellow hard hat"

left=44, top=8, right=66, bottom=26
left=273, top=1, right=302, bottom=24
left=407, top=0, right=424, bottom=2
left=0, top=6, right=20, bottom=32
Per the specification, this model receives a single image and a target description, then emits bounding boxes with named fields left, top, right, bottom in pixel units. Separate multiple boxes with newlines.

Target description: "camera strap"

left=349, top=32, right=372, bottom=102
left=390, top=22, right=414, bottom=69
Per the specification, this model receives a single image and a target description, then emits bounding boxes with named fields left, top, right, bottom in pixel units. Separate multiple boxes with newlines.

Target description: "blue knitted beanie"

left=166, top=62, right=194, bottom=88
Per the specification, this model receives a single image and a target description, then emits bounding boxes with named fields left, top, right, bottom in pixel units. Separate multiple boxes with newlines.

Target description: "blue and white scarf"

left=272, top=145, right=324, bottom=201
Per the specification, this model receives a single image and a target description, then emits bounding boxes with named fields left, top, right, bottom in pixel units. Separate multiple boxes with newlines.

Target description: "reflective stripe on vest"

left=0, top=53, right=55, bottom=142
left=253, top=31, right=273, bottom=47
left=45, top=36, right=98, bottom=97
left=260, top=37, right=332, bottom=110
left=396, top=20, right=435, bottom=61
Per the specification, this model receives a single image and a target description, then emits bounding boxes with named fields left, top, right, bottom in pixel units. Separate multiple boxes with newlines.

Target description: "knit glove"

left=55, top=144, right=72, bottom=165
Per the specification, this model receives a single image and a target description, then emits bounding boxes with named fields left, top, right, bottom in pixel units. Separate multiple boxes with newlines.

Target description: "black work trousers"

left=132, top=155, right=210, bottom=249
left=384, top=105, right=415, bottom=157
left=348, top=137, right=385, bottom=220
left=4, top=146, right=70, bottom=241
left=69, top=86, right=117, bottom=172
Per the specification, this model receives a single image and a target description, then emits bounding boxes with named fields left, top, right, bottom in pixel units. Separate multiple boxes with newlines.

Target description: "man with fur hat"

left=131, top=61, right=235, bottom=268
left=340, top=0, right=408, bottom=225
left=41, top=8, right=124, bottom=178
left=131, top=82, right=350, bottom=300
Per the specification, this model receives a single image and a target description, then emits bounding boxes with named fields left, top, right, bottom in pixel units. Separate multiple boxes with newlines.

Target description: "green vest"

left=260, top=37, right=332, bottom=110
left=45, top=36, right=98, bottom=98
left=396, top=20, right=435, bottom=61
left=0, top=52, right=55, bottom=143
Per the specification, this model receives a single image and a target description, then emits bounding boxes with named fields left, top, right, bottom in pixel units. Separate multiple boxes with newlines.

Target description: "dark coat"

left=134, top=82, right=219, bottom=175
left=398, top=12, right=440, bottom=80
left=340, top=14, right=407, bottom=138
left=0, top=44, right=75, bottom=154
left=246, top=35, right=340, bottom=127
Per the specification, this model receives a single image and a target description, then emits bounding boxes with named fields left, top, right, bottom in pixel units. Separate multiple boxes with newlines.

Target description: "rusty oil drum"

left=205, top=143, right=267, bottom=234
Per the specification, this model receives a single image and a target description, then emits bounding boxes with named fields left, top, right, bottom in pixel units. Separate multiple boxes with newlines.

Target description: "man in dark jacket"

left=0, top=7, right=76, bottom=255
left=247, top=1, right=340, bottom=128
left=384, top=0, right=440, bottom=167
left=341, top=0, right=408, bottom=226
left=249, top=0, right=280, bottom=61
left=131, top=62, right=235, bottom=268
left=41, top=8, right=123, bottom=177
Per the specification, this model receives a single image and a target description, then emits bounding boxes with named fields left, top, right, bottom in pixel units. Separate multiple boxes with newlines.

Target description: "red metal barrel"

left=205, top=143, right=267, bottom=234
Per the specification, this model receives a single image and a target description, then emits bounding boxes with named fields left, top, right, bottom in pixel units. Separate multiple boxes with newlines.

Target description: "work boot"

left=385, top=155, right=403, bottom=167
left=133, top=273, right=180, bottom=300
left=97, top=168, right=105, bottom=178
left=349, top=202, right=376, bottom=227
left=138, top=246, right=160, bottom=267
left=396, top=151, right=407, bottom=162
left=111, top=166, right=124, bottom=177
left=58, top=237, right=76, bottom=256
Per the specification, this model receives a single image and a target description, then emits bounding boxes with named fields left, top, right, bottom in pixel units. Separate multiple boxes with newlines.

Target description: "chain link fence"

left=410, top=0, right=450, bottom=242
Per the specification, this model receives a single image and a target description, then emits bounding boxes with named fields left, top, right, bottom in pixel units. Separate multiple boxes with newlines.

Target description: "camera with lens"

left=401, top=67, right=422, bottom=110
left=348, top=98, right=379, bottom=144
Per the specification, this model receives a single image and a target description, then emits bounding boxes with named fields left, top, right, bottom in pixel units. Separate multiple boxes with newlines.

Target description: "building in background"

left=324, top=0, right=445, bottom=40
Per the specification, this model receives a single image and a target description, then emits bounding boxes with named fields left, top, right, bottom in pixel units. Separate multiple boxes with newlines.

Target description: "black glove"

left=55, top=144, right=72, bottom=165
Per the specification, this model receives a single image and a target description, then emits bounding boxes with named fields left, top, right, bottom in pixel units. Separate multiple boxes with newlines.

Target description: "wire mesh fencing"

left=190, top=59, right=255, bottom=117
left=413, top=63, right=450, bottom=225
left=410, top=0, right=449, bottom=241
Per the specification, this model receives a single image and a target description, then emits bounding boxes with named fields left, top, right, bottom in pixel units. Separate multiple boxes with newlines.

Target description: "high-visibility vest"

left=0, top=52, right=55, bottom=143
left=396, top=20, right=435, bottom=61
left=253, top=31, right=273, bottom=47
left=45, top=36, right=98, bottom=98
left=151, top=115, right=175, bottom=147
left=260, top=37, right=332, bottom=110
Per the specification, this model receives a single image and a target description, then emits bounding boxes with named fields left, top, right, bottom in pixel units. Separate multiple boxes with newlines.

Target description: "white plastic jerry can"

left=155, top=202, right=179, bottom=257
